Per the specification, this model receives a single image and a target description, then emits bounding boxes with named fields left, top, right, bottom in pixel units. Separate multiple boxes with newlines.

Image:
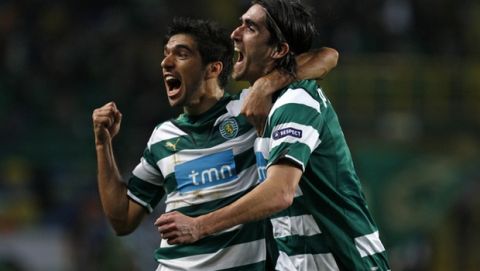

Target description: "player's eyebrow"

left=164, top=43, right=194, bottom=53
left=239, top=16, right=260, bottom=29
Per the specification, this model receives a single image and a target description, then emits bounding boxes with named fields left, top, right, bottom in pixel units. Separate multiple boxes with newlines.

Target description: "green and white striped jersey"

left=255, top=80, right=390, bottom=271
left=127, top=89, right=268, bottom=271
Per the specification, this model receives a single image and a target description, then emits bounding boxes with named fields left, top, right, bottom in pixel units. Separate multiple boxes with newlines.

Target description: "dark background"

left=1, top=0, right=479, bottom=270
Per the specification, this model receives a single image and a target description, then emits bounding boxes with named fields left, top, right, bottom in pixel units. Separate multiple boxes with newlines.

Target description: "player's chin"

left=231, top=69, right=244, bottom=81
left=167, top=93, right=185, bottom=107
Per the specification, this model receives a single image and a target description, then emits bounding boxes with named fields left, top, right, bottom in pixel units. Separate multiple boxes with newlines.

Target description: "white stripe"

left=127, top=190, right=153, bottom=213
left=214, top=88, right=250, bottom=126
left=254, top=137, right=270, bottom=159
left=268, top=87, right=320, bottom=123
left=157, top=129, right=256, bottom=177
left=164, top=164, right=258, bottom=211
left=132, top=157, right=163, bottom=185
left=270, top=122, right=320, bottom=153
left=270, top=214, right=321, bottom=239
left=155, top=239, right=265, bottom=271
left=276, top=251, right=339, bottom=271
left=355, top=231, right=386, bottom=257
left=148, top=121, right=188, bottom=149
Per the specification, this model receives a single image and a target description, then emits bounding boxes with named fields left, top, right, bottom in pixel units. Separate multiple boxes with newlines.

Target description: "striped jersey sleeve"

left=265, top=83, right=324, bottom=171
left=127, top=121, right=188, bottom=213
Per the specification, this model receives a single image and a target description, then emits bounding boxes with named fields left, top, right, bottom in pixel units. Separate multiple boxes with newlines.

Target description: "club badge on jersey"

left=219, top=118, right=239, bottom=139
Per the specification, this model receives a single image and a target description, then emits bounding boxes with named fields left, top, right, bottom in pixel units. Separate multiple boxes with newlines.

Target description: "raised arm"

left=241, top=47, right=338, bottom=134
left=296, top=46, right=339, bottom=81
left=93, top=102, right=146, bottom=235
left=155, top=161, right=302, bottom=244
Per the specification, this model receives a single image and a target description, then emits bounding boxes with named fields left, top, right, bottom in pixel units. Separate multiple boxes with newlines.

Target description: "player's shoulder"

left=288, top=79, right=319, bottom=91
left=154, top=119, right=177, bottom=132
left=147, top=119, right=187, bottom=147
left=280, top=79, right=321, bottom=101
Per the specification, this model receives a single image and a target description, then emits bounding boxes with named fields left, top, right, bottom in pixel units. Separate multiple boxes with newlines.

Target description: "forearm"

left=251, top=70, right=293, bottom=97
left=96, top=142, right=132, bottom=232
left=197, top=177, right=292, bottom=238
left=252, top=47, right=339, bottom=96
left=296, top=47, right=339, bottom=80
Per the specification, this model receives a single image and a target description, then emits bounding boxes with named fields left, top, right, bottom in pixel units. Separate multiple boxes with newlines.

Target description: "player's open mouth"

left=164, top=75, right=182, bottom=97
left=234, top=49, right=244, bottom=64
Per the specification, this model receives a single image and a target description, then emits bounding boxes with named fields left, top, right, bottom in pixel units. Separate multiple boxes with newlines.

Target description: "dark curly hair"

left=164, top=17, right=233, bottom=88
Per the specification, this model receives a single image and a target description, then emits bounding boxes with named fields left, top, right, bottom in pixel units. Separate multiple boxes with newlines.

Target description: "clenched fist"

left=92, top=102, right=123, bottom=146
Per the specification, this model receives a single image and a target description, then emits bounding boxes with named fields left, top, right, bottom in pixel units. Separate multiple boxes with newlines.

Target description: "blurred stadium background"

left=0, top=0, right=479, bottom=270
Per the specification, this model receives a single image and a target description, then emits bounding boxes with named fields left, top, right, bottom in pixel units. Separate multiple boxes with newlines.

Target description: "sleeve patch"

left=272, top=127, right=303, bottom=140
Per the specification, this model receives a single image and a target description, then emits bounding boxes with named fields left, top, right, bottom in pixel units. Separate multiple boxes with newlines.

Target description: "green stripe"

left=143, top=147, right=160, bottom=171
left=275, top=233, right=330, bottom=255
left=163, top=174, right=176, bottom=193
left=207, top=116, right=253, bottom=148
left=164, top=95, right=253, bottom=150
left=289, top=80, right=319, bottom=95
left=173, top=186, right=254, bottom=216
left=270, top=103, right=321, bottom=128
left=148, top=119, right=252, bottom=161
left=127, top=176, right=165, bottom=210
left=234, top=147, right=256, bottom=173
left=269, top=142, right=312, bottom=169
left=363, top=252, right=391, bottom=270
left=155, top=219, right=266, bottom=259
left=270, top=195, right=309, bottom=218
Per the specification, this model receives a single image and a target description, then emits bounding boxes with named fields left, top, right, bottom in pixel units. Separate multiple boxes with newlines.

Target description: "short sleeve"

left=266, top=87, right=323, bottom=171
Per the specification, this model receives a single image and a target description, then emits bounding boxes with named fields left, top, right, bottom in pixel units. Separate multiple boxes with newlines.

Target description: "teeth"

left=164, top=75, right=181, bottom=90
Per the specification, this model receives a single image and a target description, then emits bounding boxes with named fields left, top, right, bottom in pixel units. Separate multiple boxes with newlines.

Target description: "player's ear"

left=205, top=61, right=223, bottom=80
left=271, top=42, right=289, bottom=59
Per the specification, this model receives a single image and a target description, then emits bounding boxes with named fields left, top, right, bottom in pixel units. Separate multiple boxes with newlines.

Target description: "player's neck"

left=248, top=63, right=276, bottom=86
left=184, top=81, right=224, bottom=116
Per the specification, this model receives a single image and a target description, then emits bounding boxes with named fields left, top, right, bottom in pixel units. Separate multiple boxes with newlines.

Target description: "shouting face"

left=231, top=4, right=278, bottom=85
left=161, top=34, right=206, bottom=108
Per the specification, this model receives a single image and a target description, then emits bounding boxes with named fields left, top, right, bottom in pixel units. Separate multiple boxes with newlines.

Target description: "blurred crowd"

left=0, top=0, right=479, bottom=270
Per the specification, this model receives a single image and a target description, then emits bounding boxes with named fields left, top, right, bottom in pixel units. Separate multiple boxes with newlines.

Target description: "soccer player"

left=93, top=17, right=337, bottom=270
left=156, top=1, right=391, bottom=270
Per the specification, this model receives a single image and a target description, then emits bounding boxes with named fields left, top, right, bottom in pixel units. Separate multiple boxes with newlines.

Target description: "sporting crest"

left=219, top=118, right=239, bottom=139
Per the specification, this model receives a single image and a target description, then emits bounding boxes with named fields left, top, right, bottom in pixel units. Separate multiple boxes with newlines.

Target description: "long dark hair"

left=253, top=0, right=316, bottom=77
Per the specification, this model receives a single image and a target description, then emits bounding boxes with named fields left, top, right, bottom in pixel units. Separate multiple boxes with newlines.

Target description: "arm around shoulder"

left=296, top=47, right=339, bottom=81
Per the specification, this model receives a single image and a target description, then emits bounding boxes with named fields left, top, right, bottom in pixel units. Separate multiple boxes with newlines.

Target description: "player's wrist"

left=95, top=140, right=111, bottom=150
left=194, top=215, right=208, bottom=240
left=259, top=70, right=293, bottom=93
